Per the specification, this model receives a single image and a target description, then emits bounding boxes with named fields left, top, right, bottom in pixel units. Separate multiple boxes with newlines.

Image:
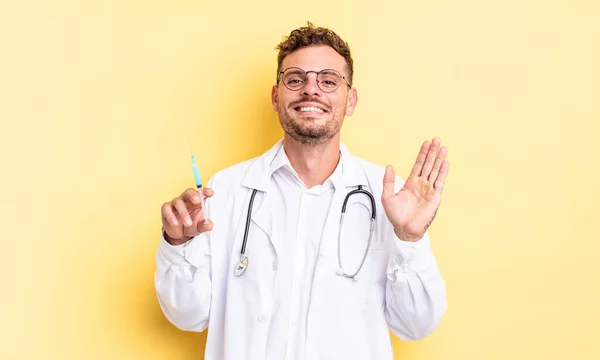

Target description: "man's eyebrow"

left=285, top=68, right=344, bottom=74
left=320, top=69, right=342, bottom=74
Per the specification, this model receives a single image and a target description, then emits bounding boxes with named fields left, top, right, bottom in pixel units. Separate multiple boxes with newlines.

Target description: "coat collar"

left=241, top=139, right=368, bottom=192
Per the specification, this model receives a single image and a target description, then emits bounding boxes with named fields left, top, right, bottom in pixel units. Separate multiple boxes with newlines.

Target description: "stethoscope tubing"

left=241, top=189, right=258, bottom=255
left=338, top=185, right=376, bottom=279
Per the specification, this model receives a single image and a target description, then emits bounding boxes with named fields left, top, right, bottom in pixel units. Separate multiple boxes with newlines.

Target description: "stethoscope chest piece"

left=234, top=255, right=249, bottom=277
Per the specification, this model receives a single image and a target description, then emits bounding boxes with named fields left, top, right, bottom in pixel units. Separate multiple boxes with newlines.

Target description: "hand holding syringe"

left=160, top=141, right=214, bottom=245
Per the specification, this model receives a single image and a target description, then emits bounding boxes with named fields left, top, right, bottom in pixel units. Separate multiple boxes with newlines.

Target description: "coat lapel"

left=240, top=140, right=285, bottom=260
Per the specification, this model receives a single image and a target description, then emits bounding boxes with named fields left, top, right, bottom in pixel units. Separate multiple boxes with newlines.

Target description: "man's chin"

left=293, top=125, right=327, bottom=137
left=286, top=128, right=334, bottom=145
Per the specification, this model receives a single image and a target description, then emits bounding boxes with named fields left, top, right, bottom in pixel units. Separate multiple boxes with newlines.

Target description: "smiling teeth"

left=299, top=106, right=324, bottom=113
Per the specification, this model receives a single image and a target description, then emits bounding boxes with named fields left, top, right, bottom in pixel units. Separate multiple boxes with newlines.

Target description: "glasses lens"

left=317, top=70, right=342, bottom=92
left=282, top=68, right=306, bottom=90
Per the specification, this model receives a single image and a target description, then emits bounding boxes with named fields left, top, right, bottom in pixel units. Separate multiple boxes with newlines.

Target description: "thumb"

left=382, top=165, right=396, bottom=199
left=197, top=218, right=214, bottom=233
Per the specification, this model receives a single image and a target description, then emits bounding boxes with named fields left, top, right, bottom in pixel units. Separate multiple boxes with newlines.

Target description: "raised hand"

left=382, top=138, right=450, bottom=242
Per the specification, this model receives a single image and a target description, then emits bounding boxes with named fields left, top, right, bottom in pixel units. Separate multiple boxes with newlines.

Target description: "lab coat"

left=155, top=139, right=447, bottom=360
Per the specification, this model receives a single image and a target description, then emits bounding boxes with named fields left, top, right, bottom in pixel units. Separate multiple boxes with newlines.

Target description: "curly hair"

left=275, top=22, right=354, bottom=86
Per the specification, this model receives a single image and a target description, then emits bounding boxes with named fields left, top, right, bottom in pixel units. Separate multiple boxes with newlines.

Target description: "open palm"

left=382, top=138, right=450, bottom=242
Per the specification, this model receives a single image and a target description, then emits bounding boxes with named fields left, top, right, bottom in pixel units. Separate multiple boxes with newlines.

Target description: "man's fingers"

left=203, top=187, right=214, bottom=198
left=409, top=140, right=430, bottom=178
left=161, top=202, right=185, bottom=240
left=161, top=202, right=179, bottom=227
left=182, top=187, right=214, bottom=209
left=196, top=218, right=214, bottom=233
left=421, top=137, right=441, bottom=179
left=382, top=165, right=396, bottom=199
left=428, top=146, right=448, bottom=183
left=161, top=188, right=215, bottom=242
left=434, top=160, right=450, bottom=192
left=173, top=198, right=193, bottom=227
left=183, top=209, right=212, bottom=237
left=182, top=188, right=203, bottom=207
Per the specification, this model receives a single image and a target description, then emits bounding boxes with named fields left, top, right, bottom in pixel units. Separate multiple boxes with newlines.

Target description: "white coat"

left=155, top=139, right=447, bottom=360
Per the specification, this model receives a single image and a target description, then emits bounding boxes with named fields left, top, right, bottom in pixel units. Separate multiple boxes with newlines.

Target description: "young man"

left=156, top=23, right=450, bottom=360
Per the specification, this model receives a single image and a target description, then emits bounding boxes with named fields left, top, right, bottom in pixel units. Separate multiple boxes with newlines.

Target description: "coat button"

left=395, top=254, right=404, bottom=266
left=258, top=314, right=269, bottom=323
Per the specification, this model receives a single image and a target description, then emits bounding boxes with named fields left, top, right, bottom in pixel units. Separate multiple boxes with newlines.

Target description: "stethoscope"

left=234, top=185, right=376, bottom=279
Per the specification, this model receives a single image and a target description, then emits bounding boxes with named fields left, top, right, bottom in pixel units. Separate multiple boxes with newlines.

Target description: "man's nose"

left=301, top=73, right=322, bottom=96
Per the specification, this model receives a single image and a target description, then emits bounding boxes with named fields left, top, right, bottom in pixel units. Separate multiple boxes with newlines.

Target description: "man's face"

left=271, top=45, right=358, bottom=146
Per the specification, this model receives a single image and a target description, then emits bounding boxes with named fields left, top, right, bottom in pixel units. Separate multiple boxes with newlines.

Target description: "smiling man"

left=155, top=22, right=450, bottom=360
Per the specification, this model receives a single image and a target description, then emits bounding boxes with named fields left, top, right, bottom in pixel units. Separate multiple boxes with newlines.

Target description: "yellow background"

left=1, top=0, right=599, bottom=359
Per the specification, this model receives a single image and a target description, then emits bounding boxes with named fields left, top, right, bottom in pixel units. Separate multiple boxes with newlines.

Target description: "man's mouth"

left=295, top=106, right=326, bottom=113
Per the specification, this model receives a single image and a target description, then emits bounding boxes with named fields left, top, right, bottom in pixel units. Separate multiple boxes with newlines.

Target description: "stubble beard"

left=278, top=105, right=344, bottom=146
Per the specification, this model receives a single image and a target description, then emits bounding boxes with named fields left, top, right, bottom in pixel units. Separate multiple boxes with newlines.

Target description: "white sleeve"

left=384, top=230, right=447, bottom=341
left=154, top=229, right=212, bottom=332
left=154, top=176, right=216, bottom=332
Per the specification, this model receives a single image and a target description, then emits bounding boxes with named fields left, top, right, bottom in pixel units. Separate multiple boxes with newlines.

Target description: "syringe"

left=188, top=140, right=208, bottom=222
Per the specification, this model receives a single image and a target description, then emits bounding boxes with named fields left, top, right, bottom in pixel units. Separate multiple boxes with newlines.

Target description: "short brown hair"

left=275, top=22, right=354, bottom=86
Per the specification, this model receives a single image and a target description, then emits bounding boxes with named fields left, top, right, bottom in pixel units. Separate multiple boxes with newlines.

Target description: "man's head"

left=271, top=22, right=358, bottom=146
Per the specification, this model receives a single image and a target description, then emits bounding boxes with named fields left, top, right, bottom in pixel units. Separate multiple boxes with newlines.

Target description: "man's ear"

left=271, top=85, right=279, bottom=112
left=345, top=87, right=358, bottom=116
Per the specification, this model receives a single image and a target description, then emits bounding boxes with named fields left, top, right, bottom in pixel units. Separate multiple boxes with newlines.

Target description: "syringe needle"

left=187, top=138, right=194, bottom=154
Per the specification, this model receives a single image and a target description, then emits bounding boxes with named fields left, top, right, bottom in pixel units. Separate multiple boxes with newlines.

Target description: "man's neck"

left=283, top=134, right=341, bottom=189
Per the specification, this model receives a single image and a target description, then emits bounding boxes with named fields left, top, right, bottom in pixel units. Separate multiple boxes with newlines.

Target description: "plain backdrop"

left=1, top=0, right=599, bottom=359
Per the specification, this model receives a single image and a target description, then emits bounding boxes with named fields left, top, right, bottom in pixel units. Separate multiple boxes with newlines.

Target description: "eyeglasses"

left=278, top=67, right=351, bottom=93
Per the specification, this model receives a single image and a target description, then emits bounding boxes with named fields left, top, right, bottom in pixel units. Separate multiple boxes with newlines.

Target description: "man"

left=155, top=23, right=450, bottom=360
